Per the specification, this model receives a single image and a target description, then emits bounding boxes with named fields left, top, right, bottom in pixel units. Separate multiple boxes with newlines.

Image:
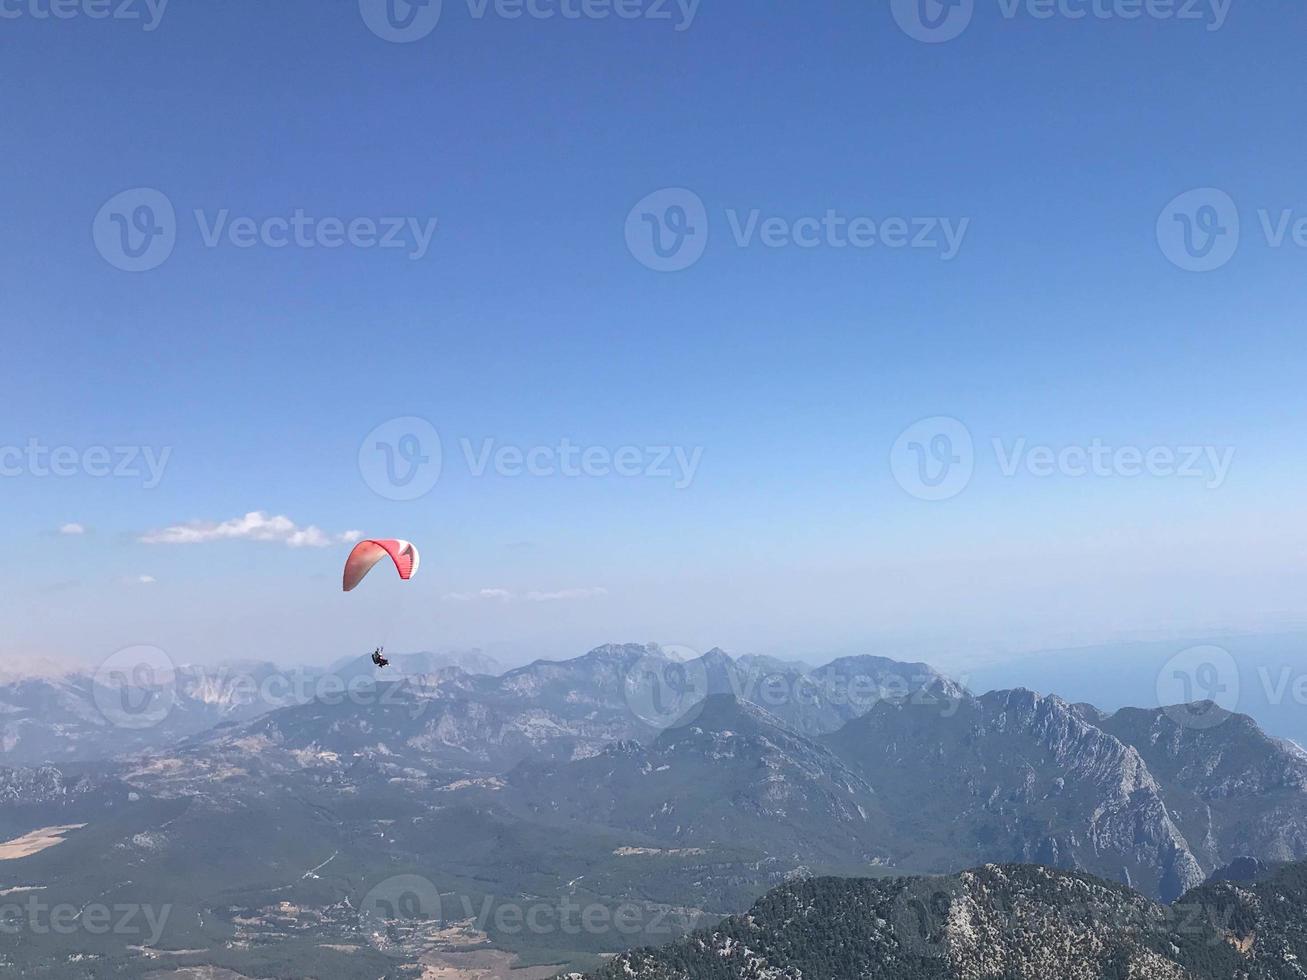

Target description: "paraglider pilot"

left=342, top=539, right=415, bottom=672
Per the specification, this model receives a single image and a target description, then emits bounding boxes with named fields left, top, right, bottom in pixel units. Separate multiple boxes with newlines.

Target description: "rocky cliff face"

left=825, top=688, right=1207, bottom=900
left=1097, top=704, right=1307, bottom=870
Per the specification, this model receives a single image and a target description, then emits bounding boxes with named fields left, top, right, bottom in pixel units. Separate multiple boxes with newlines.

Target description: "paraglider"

left=343, top=538, right=420, bottom=592
left=343, top=539, right=418, bottom=669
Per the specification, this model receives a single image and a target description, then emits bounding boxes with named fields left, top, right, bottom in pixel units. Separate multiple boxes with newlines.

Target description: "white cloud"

left=444, top=588, right=515, bottom=602
left=59, top=523, right=86, bottom=536
left=140, top=512, right=358, bottom=548
left=137, top=575, right=157, bottom=584
left=442, top=587, right=608, bottom=603
left=526, top=587, right=609, bottom=602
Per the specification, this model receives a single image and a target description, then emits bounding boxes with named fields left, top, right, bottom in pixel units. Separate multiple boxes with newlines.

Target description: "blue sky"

left=3, top=0, right=1306, bottom=671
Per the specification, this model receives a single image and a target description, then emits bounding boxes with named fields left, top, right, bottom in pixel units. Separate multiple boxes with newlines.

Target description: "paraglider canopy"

left=343, top=539, right=420, bottom=592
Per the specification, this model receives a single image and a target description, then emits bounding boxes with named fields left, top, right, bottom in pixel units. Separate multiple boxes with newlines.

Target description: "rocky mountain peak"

left=661, top=693, right=794, bottom=742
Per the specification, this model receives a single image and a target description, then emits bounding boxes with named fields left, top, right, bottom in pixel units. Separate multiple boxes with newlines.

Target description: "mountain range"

left=2, top=642, right=1306, bottom=977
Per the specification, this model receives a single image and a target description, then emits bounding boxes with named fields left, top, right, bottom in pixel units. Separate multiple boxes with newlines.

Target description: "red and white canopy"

left=342, top=539, right=420, bottom=592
